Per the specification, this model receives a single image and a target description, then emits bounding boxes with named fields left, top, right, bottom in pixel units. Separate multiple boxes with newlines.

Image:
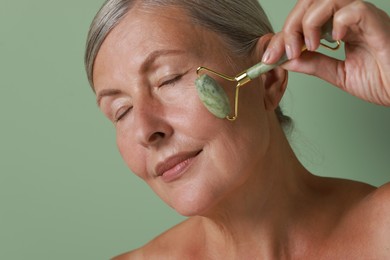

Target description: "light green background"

left=0, top=0, right=389, bottom=259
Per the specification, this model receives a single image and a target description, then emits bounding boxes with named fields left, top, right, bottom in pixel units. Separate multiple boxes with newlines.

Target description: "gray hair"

left=84, top=0, right=292, bottom=129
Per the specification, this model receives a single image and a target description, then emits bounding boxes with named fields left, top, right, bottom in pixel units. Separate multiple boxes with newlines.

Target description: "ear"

left=253, top=34, right=288, bottom=111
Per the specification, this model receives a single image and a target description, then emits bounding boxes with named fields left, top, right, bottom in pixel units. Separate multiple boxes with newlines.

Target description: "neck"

left=199, top=116, right=317, bottom=258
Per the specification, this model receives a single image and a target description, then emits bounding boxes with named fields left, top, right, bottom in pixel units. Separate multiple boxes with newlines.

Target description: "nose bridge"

left=133, top=95, right=171, bottom=146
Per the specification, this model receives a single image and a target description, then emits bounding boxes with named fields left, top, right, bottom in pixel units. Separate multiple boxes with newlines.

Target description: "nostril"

left=149, top=131, right=165, bottom=143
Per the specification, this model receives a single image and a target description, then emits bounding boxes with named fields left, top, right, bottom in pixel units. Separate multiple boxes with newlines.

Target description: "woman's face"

left=93, top=5, right=276, bottom=216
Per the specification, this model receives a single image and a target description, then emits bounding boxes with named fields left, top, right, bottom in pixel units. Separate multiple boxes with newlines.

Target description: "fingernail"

left=305, top=38, right=312, bottom=51
left=262, top=49, right=271, bottom=63
left=286, top=44, right=293, bottom=60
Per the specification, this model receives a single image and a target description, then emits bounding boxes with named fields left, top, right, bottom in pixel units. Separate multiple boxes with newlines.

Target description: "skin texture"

left=263, top=0, right=390, bottom=106
left=92, top=2, right=390, bottom=259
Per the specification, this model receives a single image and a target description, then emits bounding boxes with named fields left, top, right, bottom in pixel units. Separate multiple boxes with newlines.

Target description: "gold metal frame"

left=196, top=41, right=341, bottom=121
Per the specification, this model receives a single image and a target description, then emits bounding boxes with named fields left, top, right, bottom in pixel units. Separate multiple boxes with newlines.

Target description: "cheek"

left=115, top=128, right=147, bottom=179
left=209, top=84, right=270, bottom=179
left=168, top=83, right=219, bottom=130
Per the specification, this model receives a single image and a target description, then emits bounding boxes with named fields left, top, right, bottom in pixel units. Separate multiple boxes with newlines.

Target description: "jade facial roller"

left=195, top=20, right=339, bottom=121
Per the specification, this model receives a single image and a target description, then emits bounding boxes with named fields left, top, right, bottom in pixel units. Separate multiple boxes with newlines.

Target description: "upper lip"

left=155, top=150, right=202, bottom=177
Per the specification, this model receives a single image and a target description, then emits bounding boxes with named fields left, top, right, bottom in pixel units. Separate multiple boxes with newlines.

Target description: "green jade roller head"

left=195, top=74, right=232, bottom=119
left=195, top=21, right=339, bottom=121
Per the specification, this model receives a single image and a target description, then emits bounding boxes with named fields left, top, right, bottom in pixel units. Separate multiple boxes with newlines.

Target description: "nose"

left=133, top=99, right=173, bottom=147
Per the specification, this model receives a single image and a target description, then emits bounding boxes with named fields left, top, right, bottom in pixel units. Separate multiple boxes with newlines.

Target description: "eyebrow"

left=139, top=49, right=185, bottom=72
left=96, top=89, right=122, bottom=107
left=96, top=49, right=185, bottom=107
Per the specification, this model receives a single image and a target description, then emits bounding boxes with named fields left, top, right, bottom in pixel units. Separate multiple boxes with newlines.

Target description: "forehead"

left=108, top=5, right=202, bottom=51
left=92, top=5, right=220, bottom=89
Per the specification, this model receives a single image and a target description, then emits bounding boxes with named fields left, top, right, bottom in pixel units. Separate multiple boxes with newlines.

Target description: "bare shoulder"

left=111, top=217, right=204, bottom=260
left=356, top=182, right=390, bottom=228
left=112, top=248, right=143, bottom=260
left=329, top=181, right=390, bottom=257
left=352, top=182, right=390, bottom=225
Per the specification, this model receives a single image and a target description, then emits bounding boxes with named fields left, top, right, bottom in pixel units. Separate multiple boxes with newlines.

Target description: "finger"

left=281, top=51, right=346, bottom=90
left=281, top=0, right=311, bottom=59
left=333, top=1, right=390, bottom=50
left=262, top=32, right=286, bottom=64
left=301, top=0, right=339, bottom=51
left=333, top=1, right=370, bottom=40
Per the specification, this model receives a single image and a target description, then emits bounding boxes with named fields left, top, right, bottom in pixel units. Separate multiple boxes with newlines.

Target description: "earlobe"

left=253, top=34, right=288, bottom=111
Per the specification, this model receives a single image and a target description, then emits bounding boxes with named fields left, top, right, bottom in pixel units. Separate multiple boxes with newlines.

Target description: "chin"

left=165, top=183, right=226, bottom=217
left=173, top=200, right=217, bottom=217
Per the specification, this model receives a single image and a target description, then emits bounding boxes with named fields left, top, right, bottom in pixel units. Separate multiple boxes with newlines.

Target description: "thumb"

left=281, top=51, right=346, bottom=90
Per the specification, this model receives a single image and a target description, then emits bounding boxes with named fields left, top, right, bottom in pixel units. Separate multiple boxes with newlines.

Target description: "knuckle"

left=303, top=18, right=319, bottom=31
left=302, top=17, right=322, bottom=33
left=334, top=0, right=369, bottom=23
left=352, top=0, right=370, bottom=12
left=333, top=11, right=347, bottom=24
left=282, top=24, right=295, bottom=35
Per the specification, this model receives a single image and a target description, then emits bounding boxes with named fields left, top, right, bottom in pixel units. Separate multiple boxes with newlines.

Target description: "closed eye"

left=160, top=74, right=183, bottom=87
left=115, top=106, right=132, bottom=123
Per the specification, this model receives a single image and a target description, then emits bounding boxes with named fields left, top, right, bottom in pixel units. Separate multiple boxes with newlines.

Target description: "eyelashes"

left=114, top=73, right=186, bottom=123
left=159, top=74, right=183, bottom=87
left=115, top=106, right=132, bottom=122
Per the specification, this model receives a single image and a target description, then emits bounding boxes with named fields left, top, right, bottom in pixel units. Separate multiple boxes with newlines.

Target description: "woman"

left=85, top=0, right=390, bottom=258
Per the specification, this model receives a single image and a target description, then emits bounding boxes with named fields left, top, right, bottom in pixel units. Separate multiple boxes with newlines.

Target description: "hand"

left=262, top=0, right=390, bottom=106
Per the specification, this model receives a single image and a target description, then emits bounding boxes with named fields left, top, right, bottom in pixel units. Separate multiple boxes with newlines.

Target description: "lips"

left=155, top=150, right=202, bottom=182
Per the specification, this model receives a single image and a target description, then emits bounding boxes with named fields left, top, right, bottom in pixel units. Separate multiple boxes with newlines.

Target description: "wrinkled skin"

left=91, top=1, right=390, bottom=259
left=264, top=0, right=390, bottom=106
